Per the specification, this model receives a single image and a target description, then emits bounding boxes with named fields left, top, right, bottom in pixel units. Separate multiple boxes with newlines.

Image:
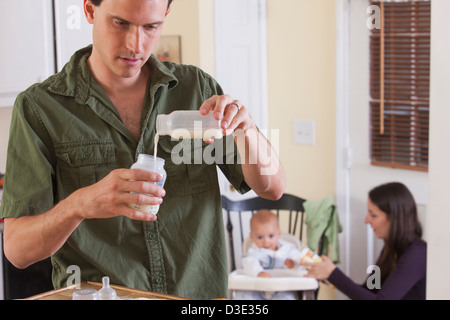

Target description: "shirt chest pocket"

left=157, top=137, right=216, bottom=196
left=55, top=140, right=116, bottom=198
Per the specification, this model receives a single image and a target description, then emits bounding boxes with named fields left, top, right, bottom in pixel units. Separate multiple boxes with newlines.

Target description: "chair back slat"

left=238, top=211, right=244, bottom=245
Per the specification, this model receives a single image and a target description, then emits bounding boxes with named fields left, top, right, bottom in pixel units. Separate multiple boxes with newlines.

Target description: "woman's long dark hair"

left=369, top=182, right=423, bottom=284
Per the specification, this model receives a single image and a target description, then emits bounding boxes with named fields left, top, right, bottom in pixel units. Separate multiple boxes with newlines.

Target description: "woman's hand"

left=301, top=255, right=337, bottom=281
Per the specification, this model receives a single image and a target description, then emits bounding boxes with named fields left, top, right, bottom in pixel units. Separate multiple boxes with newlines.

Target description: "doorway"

left=214, top=0, right=269, bottom=200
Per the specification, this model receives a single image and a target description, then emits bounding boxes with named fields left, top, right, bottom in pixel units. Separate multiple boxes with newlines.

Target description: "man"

left=0, top=0, right=285, bottom=299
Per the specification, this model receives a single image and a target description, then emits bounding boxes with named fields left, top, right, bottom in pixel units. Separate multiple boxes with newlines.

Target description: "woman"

left=303, top=182, right=426, bottom=300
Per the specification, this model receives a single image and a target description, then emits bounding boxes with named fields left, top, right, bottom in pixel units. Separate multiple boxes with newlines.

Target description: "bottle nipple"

left=98, top=276, right=118, bottom=300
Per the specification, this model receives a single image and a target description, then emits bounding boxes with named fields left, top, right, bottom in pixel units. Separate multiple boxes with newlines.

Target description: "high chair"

left=222, top=194, right=321, bottom=300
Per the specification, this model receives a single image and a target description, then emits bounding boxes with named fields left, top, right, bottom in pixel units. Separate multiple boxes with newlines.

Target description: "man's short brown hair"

left=90, top=0, right=173, bottom=8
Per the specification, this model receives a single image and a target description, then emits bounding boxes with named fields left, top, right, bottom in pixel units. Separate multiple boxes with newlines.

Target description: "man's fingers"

left=126, top=180, right=165, bottom=197
left=199, top=94, right=233, bottom=119
left=119, top=168, right=162, bottom=183
left=124, top=207, right=158, bottom=222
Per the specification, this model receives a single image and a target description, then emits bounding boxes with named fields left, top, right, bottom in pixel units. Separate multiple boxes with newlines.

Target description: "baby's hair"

left=250, top=209, right=279, bottom=229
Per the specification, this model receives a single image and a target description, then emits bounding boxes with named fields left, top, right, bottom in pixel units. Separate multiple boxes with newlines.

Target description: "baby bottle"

left=300, top=248, right=322, bottom=263
left=156, top=110, right=223, bottom=141
left=129, top=154, right=166, bottom=215
left=97, top=276, right=117, bottom=300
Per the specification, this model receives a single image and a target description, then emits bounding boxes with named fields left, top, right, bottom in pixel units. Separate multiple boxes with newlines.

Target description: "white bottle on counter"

left=129, top=154, right=166, bottom=215
left=97, top=276, right=117, bottom=300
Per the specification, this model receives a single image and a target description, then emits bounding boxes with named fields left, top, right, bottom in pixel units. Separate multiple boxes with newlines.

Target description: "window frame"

left=369, top=0, right=431, bottom=172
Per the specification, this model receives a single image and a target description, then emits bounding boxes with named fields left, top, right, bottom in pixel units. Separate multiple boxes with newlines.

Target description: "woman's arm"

left=306, top=241, right=426, bottom=300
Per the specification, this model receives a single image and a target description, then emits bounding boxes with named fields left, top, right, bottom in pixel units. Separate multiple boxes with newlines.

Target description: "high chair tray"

left=228, top=269, right=319, bottom=292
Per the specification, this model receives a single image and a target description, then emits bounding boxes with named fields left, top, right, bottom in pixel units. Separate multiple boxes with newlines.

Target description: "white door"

left=214, top=0, right=268, bottom=200
left=335, top=0, right=429, bottom=298
left=54, top=0, right=93, bottom=71
left=0, top=0, right=55, bottom=107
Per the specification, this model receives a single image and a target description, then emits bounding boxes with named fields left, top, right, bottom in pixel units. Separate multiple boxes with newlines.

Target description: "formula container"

left=129, top=154, right=166, bottom=215
left=156, top=110, right=223, bottom=141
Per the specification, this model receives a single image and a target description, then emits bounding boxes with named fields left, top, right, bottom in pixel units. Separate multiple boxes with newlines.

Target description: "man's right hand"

left=70, top=168, right=166, bottom=221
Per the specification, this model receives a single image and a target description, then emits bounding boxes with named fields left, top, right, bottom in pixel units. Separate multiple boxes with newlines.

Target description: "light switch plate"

left=294, top=120, right=316, bottom=146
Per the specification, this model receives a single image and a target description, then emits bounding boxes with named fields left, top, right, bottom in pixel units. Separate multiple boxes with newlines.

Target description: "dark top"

left=329, top=238, right=426, bottom=300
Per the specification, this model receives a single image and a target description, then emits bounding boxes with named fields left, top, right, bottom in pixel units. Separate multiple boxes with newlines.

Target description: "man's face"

left=85, top=0, right=169, bottom=79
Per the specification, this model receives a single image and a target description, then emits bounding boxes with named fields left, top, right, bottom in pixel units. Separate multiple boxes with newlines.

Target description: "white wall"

left=427, top=0, right=450, bottom=300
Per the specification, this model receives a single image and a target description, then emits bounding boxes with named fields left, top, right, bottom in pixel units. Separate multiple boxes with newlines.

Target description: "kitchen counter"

left=26, top=281, right=191, bottom=300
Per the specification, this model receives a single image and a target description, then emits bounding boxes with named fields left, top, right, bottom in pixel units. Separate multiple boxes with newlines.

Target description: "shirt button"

left=155, top=276, right=163, bottom=284
left=83, top=152, right=90, bottom=159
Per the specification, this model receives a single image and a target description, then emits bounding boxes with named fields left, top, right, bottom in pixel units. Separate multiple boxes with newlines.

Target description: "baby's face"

left=250, top=220, right=281, bottom=250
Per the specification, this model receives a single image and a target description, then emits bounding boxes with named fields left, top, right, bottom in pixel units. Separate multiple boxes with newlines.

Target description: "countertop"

left=26, top=281, right=191, bottom=300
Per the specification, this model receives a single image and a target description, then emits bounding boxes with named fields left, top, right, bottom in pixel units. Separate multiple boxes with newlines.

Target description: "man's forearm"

left=3, top=167, right=163, bottom=268
left=3, top=198, right=84, bottom=269
left=235, top=126, right=286, bottom=200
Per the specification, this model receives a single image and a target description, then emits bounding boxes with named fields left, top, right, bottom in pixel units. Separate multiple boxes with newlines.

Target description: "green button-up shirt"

left=0, top=46, right=249, bottom=299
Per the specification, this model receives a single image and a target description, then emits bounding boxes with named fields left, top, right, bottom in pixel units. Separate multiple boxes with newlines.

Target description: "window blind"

left=369, top=0, right=430, bottom=171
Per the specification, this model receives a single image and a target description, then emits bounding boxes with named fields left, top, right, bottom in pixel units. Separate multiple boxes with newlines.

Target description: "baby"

left=235, top=209, right=304, bottom=300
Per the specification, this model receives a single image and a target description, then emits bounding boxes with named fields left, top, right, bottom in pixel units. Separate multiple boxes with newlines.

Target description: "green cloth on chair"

left=304, top=195, right=342, bottom=264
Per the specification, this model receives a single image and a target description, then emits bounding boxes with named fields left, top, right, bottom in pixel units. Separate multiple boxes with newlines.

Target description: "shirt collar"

left=48, top=45, right=179, bottom=105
